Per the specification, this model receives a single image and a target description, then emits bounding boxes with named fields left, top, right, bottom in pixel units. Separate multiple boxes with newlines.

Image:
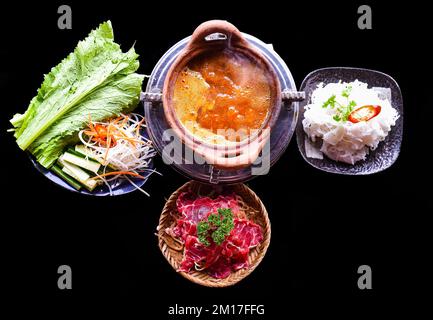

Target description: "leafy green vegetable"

left=322, top=94, right=337, bottom=109
left=341, top=85, right=352, bottom=98
left=197, top=221, right=211, bottom=246
left=333, top=114, right=341, bottom=122
left=197, top=208, right=235, bottom=246
left=343, top=100, right=357, bottom=120
left=9, top=21, right=144, bottom=168
left=322, top=85, right=357, bottom=122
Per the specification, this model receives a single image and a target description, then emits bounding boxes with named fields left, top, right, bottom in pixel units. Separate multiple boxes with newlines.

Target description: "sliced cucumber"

left=67, top=147, right=91, bottom=159
left=75, top=144, right=117, bottom=170
left=62, top=152, right=101, bottom=173
left=59, top=158, right=90, bottom=181
left=59, top=157, right=99, bottom=191
left=75, top=145, right=106, bottom=165
left=75, top=144, right=94, bottom=157
left=51, top=165, right=82, bottom=190
left=63, top=167, right=98, bottom=192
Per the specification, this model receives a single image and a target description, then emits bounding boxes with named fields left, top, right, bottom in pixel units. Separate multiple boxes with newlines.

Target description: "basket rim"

left=157, top=180, right=271, bottom=287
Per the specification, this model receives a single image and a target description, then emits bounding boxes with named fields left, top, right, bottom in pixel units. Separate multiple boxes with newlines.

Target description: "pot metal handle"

left=141, top=91, right=162, bottom=102
left=281, top=89, right=306, bottom=101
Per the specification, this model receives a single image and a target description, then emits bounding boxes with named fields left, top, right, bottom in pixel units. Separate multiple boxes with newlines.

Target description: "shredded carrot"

left=83, top=130, right=96, bottom=136
left=103, top=125, right=112, bottom=163
left=83, top=114, right=146, bottom=150
left=122, top=136, right=145, bottom=144
left=91, top=171, right=145, bottom=180
left=120, top=115, right=129, bottom=127
left=115, top=130, right=141, bottom=148
left=136, top=117, right=145, bottom=137
left=110, top=117, right=122, bottom=127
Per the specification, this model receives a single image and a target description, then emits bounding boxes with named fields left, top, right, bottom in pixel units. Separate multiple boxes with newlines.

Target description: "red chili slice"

left=348, top=105, right=381, bottom=123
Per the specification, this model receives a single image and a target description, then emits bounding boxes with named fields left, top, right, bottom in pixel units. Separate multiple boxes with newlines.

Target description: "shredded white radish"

left=78, top=113, right=159, bottom=196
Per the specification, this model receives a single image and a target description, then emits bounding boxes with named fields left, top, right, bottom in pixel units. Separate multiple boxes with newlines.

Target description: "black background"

left=1, top=0, right=432, bottom=317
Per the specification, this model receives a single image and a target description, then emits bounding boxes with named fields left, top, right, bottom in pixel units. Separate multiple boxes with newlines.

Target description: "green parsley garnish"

left=341, top=85, right=352, bottom=98
left=197, top=208, right=234, bottom=246
left=197, top=221, right=211, bottom=246
left=322, top=85, right=357, bottom=122
left=322, top=94, right=337, bottom=109
left=333, top=114, right=341, bottom=122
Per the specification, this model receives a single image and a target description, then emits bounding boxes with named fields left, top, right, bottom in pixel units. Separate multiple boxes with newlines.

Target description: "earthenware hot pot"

left=162, top=20, right=281, bottom=169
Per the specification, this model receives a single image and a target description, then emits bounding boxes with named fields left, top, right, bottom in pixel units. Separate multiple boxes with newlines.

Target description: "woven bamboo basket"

left=157, top=181, right=271, bottom=287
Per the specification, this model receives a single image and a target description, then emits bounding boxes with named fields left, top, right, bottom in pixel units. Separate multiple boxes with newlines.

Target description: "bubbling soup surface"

left=172, top=49, right=272, bottom=143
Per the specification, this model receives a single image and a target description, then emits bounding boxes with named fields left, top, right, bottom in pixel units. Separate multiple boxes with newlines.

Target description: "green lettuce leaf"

left=10, top=21, right=144, bottom=168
